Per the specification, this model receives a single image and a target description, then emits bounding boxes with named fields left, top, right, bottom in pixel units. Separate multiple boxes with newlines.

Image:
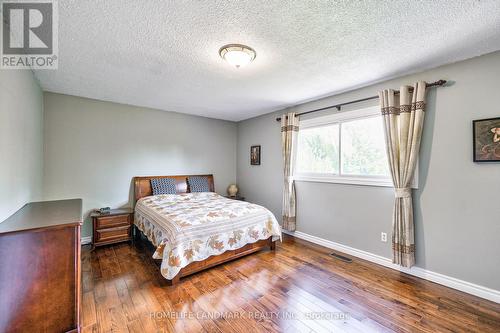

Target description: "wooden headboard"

left=133, top=174, right=215, bottom=201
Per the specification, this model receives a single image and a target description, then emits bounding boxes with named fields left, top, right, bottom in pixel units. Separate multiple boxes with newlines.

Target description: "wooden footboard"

left=134, top=226, right=275, bottom=285
left=169, top=237, right=276, bottom=284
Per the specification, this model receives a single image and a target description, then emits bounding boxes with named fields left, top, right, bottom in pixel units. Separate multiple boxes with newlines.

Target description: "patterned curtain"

left=378, top=81, right=427, bottom=268
left=281, top=112, right=299, bottom=231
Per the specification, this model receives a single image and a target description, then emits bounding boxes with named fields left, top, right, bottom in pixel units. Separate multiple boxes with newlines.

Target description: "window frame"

left=293, top=105, right=418, bottom=188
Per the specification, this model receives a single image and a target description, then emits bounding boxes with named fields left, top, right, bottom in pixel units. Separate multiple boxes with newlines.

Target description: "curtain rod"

left=275, top=79, right=447, bottom=122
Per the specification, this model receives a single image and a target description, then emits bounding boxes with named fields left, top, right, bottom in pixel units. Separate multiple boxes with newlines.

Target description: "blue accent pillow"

left=188, top=176, right=210, bottom=192
left=151, top=178, right=177, bottom=195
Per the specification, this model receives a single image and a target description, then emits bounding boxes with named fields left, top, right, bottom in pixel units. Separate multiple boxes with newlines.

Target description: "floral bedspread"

left=134, top=192, right=281, bottom=279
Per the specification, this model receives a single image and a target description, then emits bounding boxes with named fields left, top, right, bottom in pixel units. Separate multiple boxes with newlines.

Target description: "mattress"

left=134, top=192, right=281, bottom=279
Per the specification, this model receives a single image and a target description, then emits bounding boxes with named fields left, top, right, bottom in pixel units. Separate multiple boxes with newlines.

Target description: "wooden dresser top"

left=0, top=199, right=83, bottom=235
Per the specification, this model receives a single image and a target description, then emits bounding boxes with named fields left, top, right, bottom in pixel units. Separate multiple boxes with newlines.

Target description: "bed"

left=133, top=175, right=281, bottom=284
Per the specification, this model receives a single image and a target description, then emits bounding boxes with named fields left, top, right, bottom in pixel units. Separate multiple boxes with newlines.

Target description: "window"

left=340, top=116, right=388, bottom=177
left=295, top=106, right=408, bottom=187
left=296, top=124, right=339, bottom=174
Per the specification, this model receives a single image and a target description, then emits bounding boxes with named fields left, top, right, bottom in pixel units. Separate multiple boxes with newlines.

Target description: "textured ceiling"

left=34, top=1, right=500, bottom=121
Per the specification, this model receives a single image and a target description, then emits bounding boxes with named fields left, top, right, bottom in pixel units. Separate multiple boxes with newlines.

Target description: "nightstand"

left=225, top=195, right=245, bottom=201
left=91, top=208, right=134, bottom=249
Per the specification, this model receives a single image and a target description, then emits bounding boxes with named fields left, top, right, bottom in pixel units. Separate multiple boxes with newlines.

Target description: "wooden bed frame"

left=133, top=174, right=276, bottom=285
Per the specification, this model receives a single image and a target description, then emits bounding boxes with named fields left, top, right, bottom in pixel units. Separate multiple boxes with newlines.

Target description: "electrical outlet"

left=381, top=232, right=387, bottom=242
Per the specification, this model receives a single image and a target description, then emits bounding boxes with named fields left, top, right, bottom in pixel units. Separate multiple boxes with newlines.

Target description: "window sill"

left=293, top=175, right=394, bottom=188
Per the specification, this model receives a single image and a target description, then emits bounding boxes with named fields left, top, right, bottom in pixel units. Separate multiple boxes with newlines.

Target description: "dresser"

left=0, top=199, right=83, bottom=333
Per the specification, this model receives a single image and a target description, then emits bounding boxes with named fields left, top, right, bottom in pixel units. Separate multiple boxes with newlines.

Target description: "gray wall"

left=3, top=52, right=498, bottom=292
left=43, top=93, right=237, bottom=237
left=237, top=51, right=500, bottom=290
left=0, top=70, right=43, bottom=222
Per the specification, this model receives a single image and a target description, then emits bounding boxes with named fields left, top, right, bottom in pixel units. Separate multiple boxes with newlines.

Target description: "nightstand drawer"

left=95, top=225, right=130, bottom=242
left=96, top=214, right=130, bottom=229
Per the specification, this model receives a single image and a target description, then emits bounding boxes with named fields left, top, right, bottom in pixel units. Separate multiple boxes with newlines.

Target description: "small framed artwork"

left=250, top=145, right=261, bottom=165
left=473, top=117, right=500, bottom=162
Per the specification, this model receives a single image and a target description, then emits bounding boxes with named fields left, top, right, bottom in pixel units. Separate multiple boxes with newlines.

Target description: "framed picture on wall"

left=250, top=145, right=261, bottom=165
left=473, top=117, right=500, bottom=162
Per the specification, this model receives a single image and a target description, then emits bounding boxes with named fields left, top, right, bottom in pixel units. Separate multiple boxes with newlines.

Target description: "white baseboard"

left=282, top=230, right=500, bottom=304
left=81, top=236, right=92, bottom=245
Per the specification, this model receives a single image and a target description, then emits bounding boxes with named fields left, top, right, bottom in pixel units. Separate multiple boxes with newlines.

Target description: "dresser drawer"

left=95, top=225, right=130, bottom=242
left=96, top=214, right=130, bottom=229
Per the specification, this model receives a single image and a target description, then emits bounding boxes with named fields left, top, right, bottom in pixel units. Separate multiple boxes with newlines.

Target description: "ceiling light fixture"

left=219, top=44, right=256, bottom=68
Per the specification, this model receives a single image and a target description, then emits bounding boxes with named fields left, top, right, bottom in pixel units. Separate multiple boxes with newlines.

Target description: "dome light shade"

left=219, top=44, right=256, bottom=68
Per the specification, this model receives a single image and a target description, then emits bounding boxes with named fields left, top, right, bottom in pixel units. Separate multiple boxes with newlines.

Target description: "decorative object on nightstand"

left=225, top=195, right=245, bottom=201
left=91, top=208, right=134, bottom=249
left=227, top=184, right=239, bottom=197
left=97, top=206, right=111, bottom=214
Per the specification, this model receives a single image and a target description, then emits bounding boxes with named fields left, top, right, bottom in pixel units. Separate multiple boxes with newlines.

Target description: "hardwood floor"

left=82, top=234, right=500, bottom=333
